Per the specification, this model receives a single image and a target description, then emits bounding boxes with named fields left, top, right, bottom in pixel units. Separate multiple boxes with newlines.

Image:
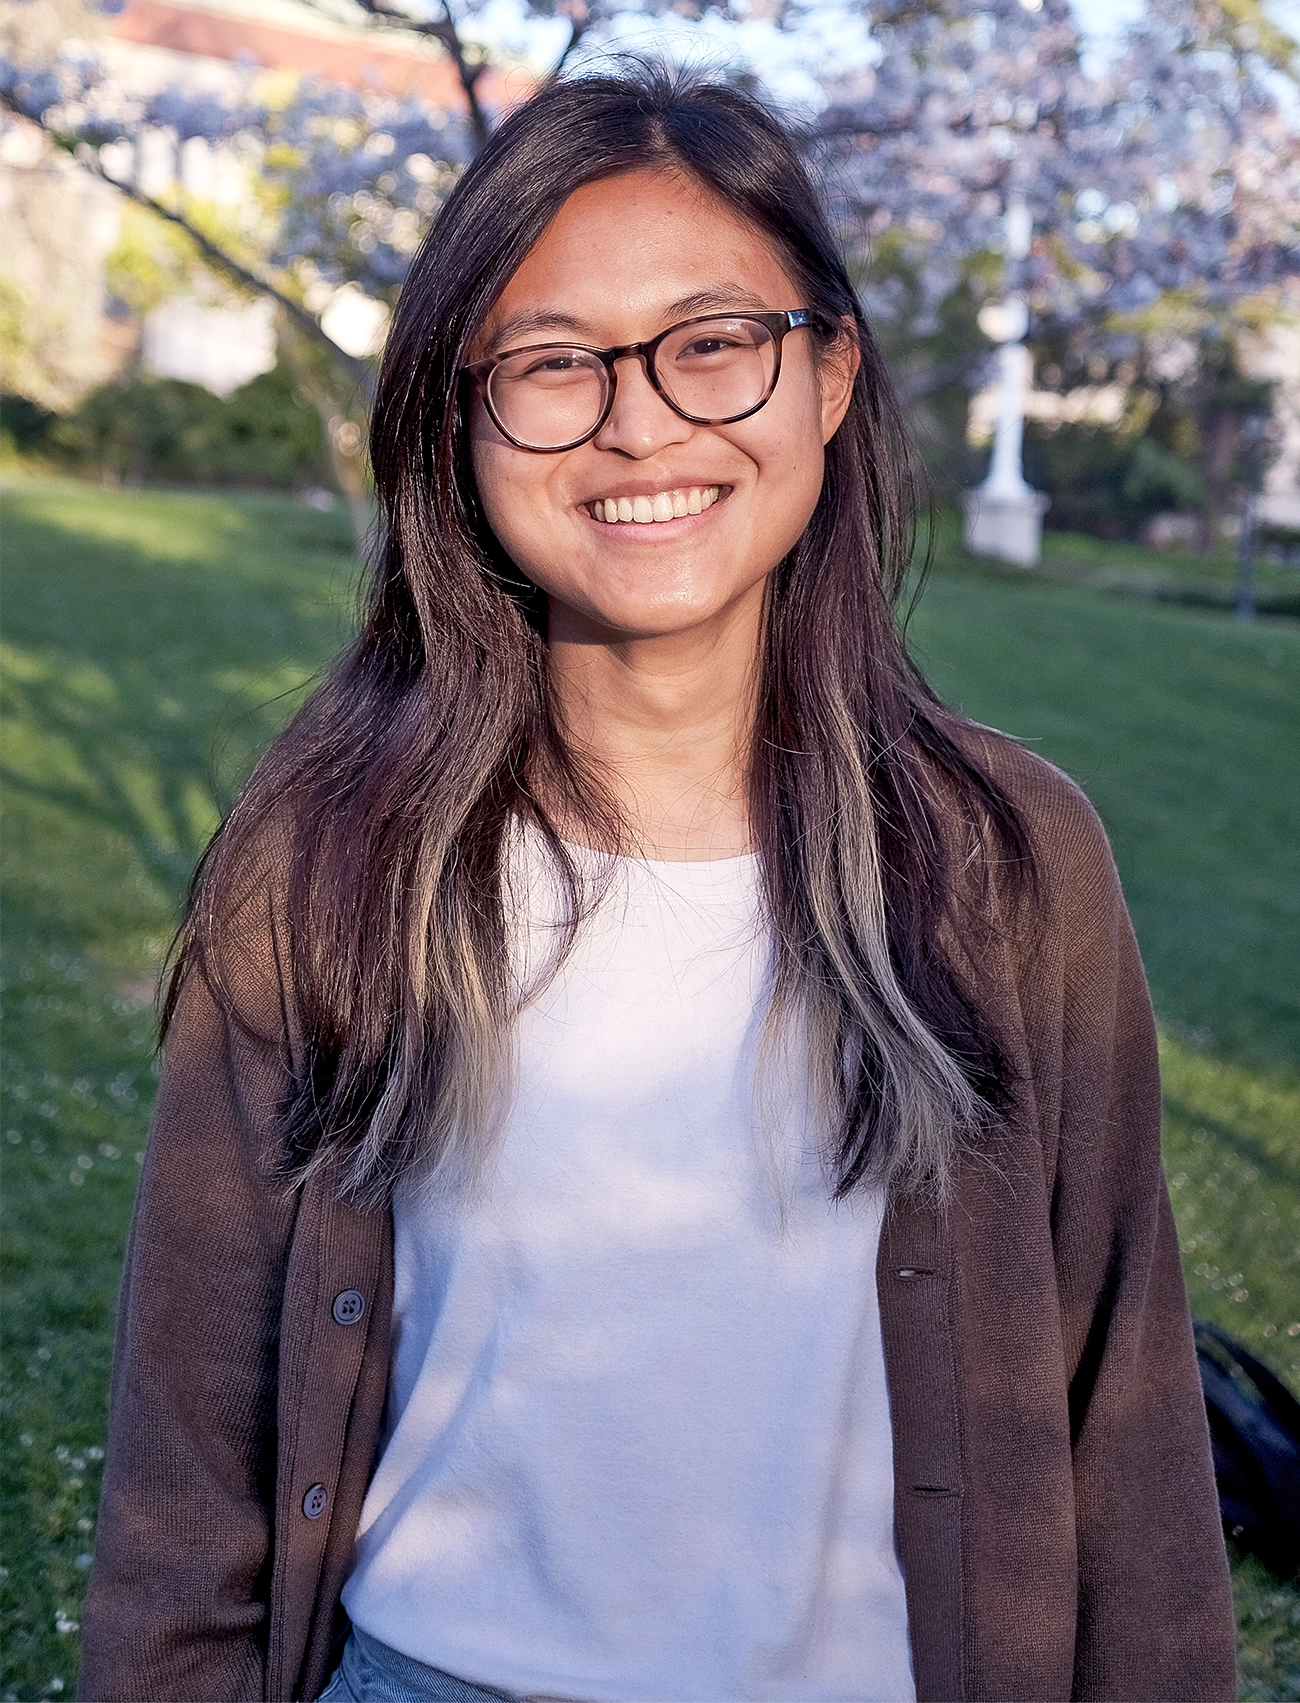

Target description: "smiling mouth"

left=586, top=486, right=724, bottom=525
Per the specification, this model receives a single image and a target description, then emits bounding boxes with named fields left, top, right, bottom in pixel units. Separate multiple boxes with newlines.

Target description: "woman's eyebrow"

left=664, top=287, right=772, bottom=320
left=489, top=286, right=774, bottom=351
left=490, top=310, right=589, bottom=349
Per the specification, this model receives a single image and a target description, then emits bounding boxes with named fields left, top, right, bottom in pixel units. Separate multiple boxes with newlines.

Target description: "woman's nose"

left=593, top=352, right=693, bottom=458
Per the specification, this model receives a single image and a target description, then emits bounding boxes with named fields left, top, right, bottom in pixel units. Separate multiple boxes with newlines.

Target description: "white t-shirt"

left=342, top=844, right=913, bottom=1703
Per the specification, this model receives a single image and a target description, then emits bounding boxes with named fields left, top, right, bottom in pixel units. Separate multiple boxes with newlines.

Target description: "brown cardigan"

left=78, top=736, right=1235, bottom=1703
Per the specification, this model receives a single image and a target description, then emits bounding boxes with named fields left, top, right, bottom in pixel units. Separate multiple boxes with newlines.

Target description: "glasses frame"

left=462, top=308, right=821, bottom=454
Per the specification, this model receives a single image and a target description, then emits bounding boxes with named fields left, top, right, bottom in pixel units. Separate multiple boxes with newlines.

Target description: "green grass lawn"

left=2, top=478, right=1298, bottom=1700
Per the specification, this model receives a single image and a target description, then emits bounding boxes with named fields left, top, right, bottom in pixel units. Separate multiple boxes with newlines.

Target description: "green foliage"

left=0, top=396, right=57, bottom=463
left=1022, top=325, right=1277, bottom=543
left=1022, top=421, right=1207, bottom=538
left=13, top=365, right=328, bottom=490
left=102, top=202, right=205, bottom=322
left=1123, top=433, right=1208, bottom=512
left=855, top=239, right=994, bottom=495
left=859, top=235, right=1279, bottom=546
left=1, top=481, right=1298, bottom=1698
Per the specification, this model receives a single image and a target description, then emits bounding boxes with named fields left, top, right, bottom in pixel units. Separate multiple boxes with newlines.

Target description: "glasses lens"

left=654, top=318, right=778, bottom=422
left=487, top=347, right=608, bottom=449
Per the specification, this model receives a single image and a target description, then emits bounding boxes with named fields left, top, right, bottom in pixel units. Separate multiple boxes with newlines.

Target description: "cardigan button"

left=332, top=1289, right=366, bottom=1326
left=302, top=1483, right=329, bottom=1520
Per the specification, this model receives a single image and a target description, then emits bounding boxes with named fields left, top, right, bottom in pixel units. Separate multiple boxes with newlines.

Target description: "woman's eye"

left=681, top=337, right=736, bottom=358
left=523, top=353, right=581, bottom=376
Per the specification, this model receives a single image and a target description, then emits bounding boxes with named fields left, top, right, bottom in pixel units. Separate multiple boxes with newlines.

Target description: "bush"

left=2, top=365, right=327, bottom=489
left=0, top=393, right=57, bottom=460
left=1022, top=422, right=1205, bottom=540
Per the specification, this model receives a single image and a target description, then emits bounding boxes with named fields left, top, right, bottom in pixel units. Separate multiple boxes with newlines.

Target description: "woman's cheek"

left=472, top=446, right=542, bottom=568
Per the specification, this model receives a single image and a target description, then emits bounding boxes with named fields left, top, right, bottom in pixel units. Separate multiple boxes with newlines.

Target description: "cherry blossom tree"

left=814, top=0, right=1300, bottom=513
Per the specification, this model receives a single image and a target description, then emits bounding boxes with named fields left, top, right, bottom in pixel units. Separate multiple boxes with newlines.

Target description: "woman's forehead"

left=479, top=168, right=799, bottom=351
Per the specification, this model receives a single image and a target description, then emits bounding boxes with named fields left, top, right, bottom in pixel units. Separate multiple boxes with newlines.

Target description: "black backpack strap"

left=1195, top=1319, right=1300, bottom=1580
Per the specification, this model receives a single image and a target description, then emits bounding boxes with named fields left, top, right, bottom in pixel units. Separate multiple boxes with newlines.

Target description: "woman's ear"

left=819, top=317, right=862, bottom=444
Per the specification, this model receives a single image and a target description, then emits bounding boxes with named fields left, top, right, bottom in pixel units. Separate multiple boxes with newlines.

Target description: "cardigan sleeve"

left=1037, top=788, right=1236, bottom=1701
left=78, top=901, right=300, bottom=1703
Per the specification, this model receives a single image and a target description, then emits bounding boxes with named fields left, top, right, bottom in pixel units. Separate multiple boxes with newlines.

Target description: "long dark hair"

left=169, top=64, right=1034, bottom=1205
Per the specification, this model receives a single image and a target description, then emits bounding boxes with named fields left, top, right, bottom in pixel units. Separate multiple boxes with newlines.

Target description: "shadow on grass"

left=1, top=481, right=362, bottom=1701
left=2, top=482, right=359, bottom=941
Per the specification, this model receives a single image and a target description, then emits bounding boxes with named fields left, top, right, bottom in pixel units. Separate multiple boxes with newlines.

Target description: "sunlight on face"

left=470, top=168, right=857, bottom=649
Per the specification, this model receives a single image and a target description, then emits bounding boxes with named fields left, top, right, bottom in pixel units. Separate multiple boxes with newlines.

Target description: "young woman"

left=79, top=67, right=1233, bottom=1703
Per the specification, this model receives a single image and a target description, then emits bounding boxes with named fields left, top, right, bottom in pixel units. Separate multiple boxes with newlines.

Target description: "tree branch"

left=548, top=15, right=589, bottom=80
left=0, top=98, right=374, bottom=390
left=300, top=0, right=493, bottom=149
left=91, top=154, right=375, bottom=390
left=811, top=112, right=919, bottom=141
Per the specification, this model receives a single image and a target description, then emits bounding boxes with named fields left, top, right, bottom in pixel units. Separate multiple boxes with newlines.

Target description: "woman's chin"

left=538, top=553, right=770, bottom=646
left=548, top=585, right=759, bottom=646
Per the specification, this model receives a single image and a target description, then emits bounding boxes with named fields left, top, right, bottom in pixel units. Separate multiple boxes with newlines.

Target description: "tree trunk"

left=278, top=317, right=375, bottom=559
left=1198, top=411, right=1239, bottom=554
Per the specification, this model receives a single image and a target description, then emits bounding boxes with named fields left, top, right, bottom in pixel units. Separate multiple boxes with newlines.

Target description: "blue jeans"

left=317, top=1628, right=521, bottom=1703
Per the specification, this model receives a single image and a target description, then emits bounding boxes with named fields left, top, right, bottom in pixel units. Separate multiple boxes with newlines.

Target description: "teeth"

left=590, top=487, right=721, bottom=524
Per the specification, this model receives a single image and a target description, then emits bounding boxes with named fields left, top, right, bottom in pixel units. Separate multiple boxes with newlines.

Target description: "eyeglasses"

left=463, top=309, right=821, bottom=453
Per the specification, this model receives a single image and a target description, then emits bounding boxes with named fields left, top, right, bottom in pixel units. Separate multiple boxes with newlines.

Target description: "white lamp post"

left=963, top=199, right=1049, bottom=566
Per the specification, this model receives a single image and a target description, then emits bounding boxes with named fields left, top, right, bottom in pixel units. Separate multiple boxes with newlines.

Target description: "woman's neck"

left=545, top=595, right=761, bottom=862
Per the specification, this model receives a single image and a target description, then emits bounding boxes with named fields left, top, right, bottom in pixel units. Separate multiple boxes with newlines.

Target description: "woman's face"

left=469, top=168, right=858, bottom=647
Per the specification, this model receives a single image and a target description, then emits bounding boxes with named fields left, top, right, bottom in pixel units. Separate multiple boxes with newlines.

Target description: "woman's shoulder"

left=942, top=717, right=1125, bottom=920
left=174, top=809, right=299, bottom=1051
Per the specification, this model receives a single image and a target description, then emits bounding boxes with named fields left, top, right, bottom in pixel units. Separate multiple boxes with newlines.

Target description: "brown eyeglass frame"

left=462, top=309, right=821, bottom=453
